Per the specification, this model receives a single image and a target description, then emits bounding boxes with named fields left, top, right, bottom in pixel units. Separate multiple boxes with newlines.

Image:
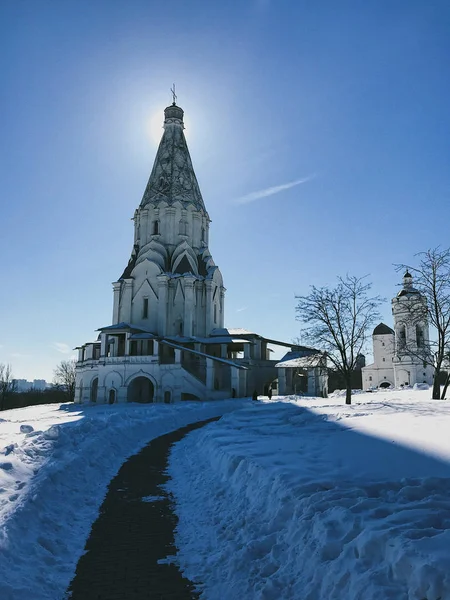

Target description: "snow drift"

left=168, top=394, right=450, bottom=600
left=0, top=399, right=245, bottom=600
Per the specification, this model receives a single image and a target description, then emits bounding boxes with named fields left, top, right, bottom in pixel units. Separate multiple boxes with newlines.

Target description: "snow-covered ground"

left=167, top=389, right=450, bottom=600
left=0, top=399, right=246, bottom=600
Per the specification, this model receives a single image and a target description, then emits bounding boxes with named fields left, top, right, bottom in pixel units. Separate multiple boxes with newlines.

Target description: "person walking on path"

left=267, top=387, right=273, bottom=400
left=252, top=390, right=258, bottom=401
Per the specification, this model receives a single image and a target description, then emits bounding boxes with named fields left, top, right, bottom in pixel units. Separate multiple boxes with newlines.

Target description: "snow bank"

left=0, top=399, right=246, bottom=600
left=168, top=392, right=450, bottom=600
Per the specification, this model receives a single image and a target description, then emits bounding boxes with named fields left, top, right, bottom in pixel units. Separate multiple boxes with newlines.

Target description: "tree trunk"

left=441, top=372, right=450, bottom=400
left=345, top=374, right=352, bottom=405
left=432, top=367, right=442, bottom=399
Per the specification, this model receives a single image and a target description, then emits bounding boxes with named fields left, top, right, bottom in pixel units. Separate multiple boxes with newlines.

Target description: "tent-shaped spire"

left=140, top=103, right=206, bottom=213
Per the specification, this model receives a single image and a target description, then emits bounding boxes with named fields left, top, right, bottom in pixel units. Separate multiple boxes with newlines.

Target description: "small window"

left=423, top=372, right=426, bottom=376
left=214, top=304, right=217, bottom=323
left=143, top=298, right=149, bottom=319
left=382, top=358, right=385, bottom=362
left=153, top=221, right=159, bottom=235
left=382, top=342, right=385, bottom=347
left=369, top=376, right=372, bottom=381
left=179, top=220, right=188, bottom=235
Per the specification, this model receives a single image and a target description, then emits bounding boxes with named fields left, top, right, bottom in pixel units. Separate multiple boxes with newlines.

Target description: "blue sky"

left=1, top=0, right=449, bottom=380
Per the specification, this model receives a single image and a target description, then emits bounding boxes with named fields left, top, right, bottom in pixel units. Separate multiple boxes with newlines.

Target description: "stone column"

left=157, top=274, right=169, bottom=336
left=253, top=339, right=262, bottom=360
left=166, top=207, right=176, bottom=245
left=112, top=282, right=121, bottom=324
left=244, top=342, right=251, bottom=359
left=220, top=288, right=226, bottom=327
left=261, top=341, right=268, bottom=360
left=100, top=334, right=108, bottom=358
left=192, top=212, right=200, bottom=248
left=205, top=280, right=214, bottom=335
left=175, top=348, right=182, bottom=364
left=153, top=340, right=159, bottom=357
left=121, top=279, right=133, bottom=322
left=183, top=275, right=195, bottom=337
left=220, top=344, right=228, bottom=359
left=140, top=208, right=149, bottom=245
left=125, top=332, right=131, bottom=356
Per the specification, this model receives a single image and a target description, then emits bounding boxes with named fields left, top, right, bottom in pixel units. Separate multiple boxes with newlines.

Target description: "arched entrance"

left=127, top=376, right=154, bottom=403
left=108, top=389, right=116, bottom=404
left=90, top=377, right=98, bottom=402
left=379, top=381, right=392, bottom=389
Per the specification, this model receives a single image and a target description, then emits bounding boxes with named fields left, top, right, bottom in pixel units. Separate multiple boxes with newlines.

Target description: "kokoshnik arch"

left=74, top=99, right=327, bottom=404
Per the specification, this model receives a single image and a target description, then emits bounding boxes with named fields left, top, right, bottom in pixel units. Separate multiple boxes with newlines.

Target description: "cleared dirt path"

left=66, top=417, right=219, bottom=600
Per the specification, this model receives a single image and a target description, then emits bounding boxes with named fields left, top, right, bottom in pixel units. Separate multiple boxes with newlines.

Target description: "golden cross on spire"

left=170, top=83, right=177, bottom=106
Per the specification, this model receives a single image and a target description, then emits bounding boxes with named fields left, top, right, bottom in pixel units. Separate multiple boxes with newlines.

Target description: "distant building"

left=362, top=272, right=434, bottom=389
left=13, top=379, right=49, bottom=392
left=74, top=100, right=326, bottom=404
left=355, top=354, right=366, bottom=370
left=32, top=379, right=47, bottom=391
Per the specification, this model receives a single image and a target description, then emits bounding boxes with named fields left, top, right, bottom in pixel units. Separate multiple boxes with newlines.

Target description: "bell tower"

left=392, top=271, right=433, bottom=387
left=112, top=100, right=225, bottom=338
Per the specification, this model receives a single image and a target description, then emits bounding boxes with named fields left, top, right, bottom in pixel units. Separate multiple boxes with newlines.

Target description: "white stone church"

left=74, top=100, right=327, bottom=404
left=362, top=272, right=434, bottom=390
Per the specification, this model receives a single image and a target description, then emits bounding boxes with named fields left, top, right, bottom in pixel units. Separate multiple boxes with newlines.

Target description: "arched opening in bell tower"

left=397, top=325, right=406, bottom=349
left=416, top=324, right=424, bottom=347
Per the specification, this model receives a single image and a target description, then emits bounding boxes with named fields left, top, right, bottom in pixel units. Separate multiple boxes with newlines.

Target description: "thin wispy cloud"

left=53, top=342, right=72, bottom=354
left=236, top=306, right=248, bottom=313
left=236, top=174, right=316, bottom=205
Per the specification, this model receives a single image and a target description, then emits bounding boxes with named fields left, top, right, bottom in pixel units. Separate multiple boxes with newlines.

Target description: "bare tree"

left=53, top=359, right=76, bottom=402
left=395, top=247, right=450, bottom=400
left=0, top=363, right=17, bottom=411
left=296, top=275, right=383, bottom=405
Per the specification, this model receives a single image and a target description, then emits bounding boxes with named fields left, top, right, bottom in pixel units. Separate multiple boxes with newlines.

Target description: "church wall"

left=393, top=361, right=434, bottom=387
left=373, top=333, right=395, bottom=365
left=137, top=201, right=207, bottom=252
left=75, top=358, right=233, bottom=405
left=362, top=365, right=395, bottom=390
left=362, top=333, right=396, bottom=390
